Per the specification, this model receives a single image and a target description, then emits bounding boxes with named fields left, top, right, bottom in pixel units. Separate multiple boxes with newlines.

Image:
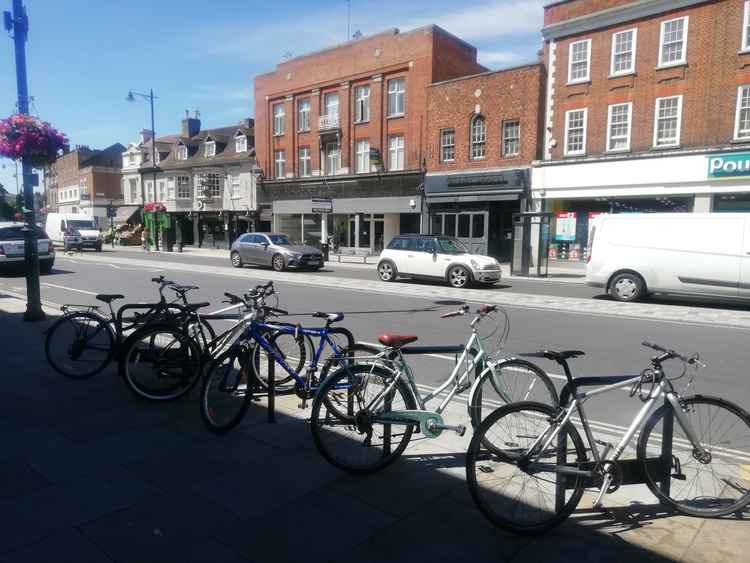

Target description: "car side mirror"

left=432, top=248, right=437, bottom=257
left=262, top=242, right=269, bottom=249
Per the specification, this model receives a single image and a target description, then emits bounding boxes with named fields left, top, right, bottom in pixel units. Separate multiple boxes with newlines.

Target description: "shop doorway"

left=430, top=211, right=488, bottom=254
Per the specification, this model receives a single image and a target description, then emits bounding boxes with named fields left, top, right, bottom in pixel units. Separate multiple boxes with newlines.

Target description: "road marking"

left=41, top=283, right=98, bottom=296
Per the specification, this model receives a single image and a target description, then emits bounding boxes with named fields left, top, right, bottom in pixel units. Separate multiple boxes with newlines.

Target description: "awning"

left=115, top=206, right=140, bottom=223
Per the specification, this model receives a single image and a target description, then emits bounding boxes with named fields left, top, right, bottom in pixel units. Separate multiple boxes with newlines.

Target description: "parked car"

left=586, top=212, right=750, bottom=302
left=45, top=213, right=103, bottom=251
left=377, top=234, right=501, bottom=288
left=230, top=232, right=324, bottom=271
left=0, top=222, right=55, bottom=274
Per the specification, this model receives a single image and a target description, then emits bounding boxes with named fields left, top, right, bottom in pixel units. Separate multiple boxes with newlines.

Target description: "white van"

left=45, top=213, right=103, bottom=251
left=586, top=213, right=750, bottom=302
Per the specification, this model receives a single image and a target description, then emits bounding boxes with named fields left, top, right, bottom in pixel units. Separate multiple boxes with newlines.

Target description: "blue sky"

left=0, top=0, right=543, bottom=194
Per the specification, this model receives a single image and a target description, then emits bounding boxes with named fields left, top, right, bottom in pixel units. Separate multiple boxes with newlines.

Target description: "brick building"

left=254, top=26, right=485, bottom=252
left=44, top=143, right=125, bottom=223
left=533, top=0, right=750, bottom=262
left=425, top=64, right=544, bottom=260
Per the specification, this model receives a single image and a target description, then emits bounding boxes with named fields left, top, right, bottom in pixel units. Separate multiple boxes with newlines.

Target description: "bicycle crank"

left=374, top=410, right=465, bottom=438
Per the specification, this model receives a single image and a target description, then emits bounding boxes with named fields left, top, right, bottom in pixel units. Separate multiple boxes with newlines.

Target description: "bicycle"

left=199, top=285, right=378, bottom=433
left=466, top=342, right=750, bottom=535
left=309, top=303, right=558, bottom=474
left=44, top=275, right=214, bottom=380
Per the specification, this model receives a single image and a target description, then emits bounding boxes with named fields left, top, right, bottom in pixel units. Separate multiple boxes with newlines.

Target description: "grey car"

left=230, top=232, right=324, bottom=271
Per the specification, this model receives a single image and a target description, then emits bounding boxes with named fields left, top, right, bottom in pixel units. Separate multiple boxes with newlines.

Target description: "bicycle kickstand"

left=592, top=473, right=613, bottom=510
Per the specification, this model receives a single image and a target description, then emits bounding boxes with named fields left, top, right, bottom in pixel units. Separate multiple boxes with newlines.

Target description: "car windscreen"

left=0, top=226, right=48, bottom=240
left=436, top=237, right=468, bottom=254
left=268, top=234, right=290, bottom=245
left=67, top=220, right=96, bottom=230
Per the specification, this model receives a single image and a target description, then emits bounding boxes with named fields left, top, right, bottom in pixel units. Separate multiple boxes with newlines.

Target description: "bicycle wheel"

left=310, top=363, right=416, bottom=474
left=638, top=395, right=750, bottom=517
left=318, top=343, right=382, bottom=419
left=119, top=325, right=202, bottom=401
left=252, top=330, right=306, bottom=388
left=466, top=402, right=587, bottom=535
left=201, top=345, right=254, bottom=433
left=45, top=311, right=114, bottom=379
left=469, top=358, right=558, bottom=432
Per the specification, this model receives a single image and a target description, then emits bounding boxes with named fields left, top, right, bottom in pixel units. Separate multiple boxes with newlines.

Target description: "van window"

left=0, top=226, right=48, bottom=240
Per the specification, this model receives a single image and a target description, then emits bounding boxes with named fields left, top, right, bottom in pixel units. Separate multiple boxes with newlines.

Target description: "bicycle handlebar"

left=642, top=341, right=702, bottom=366
left=440, top=304, right=469, bottom=318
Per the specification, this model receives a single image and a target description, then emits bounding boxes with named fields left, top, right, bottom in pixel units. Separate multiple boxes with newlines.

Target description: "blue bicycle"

left=199, top=283, right=377, bottom=433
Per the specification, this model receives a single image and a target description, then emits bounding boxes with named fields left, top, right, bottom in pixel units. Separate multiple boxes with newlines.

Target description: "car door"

left=237, top=234, right=256, bottom=263
left=256, top=234, right=274, bottom=266
left=403, top=237, right=434, bottom=278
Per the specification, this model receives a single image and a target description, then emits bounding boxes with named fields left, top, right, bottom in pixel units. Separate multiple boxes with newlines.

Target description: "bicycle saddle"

left=534, top=350, right=586, bottom=362
left=312, top=312, right=344, bottom=323
left=378, top=334, right=418, bottom=348
left=95, top=294, right=124, bottom=303
left=184, top=302, right=211, bottom=312
left=171, top=285, right=199, bottom=293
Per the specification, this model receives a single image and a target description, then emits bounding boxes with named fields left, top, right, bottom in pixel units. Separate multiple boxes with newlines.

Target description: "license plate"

left=308, top=260, right=320, bottom=265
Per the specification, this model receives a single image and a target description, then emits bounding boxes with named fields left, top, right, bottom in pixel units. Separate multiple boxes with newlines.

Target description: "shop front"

left=532, top=148, right=750, bottom=263
left=424, top=169, right=529, bottom=262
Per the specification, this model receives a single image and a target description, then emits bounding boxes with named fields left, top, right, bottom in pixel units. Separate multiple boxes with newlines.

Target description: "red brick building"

left=533, top=0, right=750, bottom=262
left=254, top=26, right=485, bottom=252
left=425, top=64, right=544, bottom=260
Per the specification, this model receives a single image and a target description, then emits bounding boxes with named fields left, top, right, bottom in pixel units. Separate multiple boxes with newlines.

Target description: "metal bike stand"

left=267, top=352, right=275, bottom=423
left=556, top=377, right=675, bottom=507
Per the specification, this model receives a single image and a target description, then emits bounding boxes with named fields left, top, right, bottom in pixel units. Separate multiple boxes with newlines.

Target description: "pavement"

left=1, top=292, right=748, bottom=563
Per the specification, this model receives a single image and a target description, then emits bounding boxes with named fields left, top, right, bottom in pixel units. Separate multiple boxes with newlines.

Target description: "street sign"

left=369, top=148, right=381, bottom=165
left=107, top=206, right=117, bottom=218
left=311, top=197, right=333, bottom=214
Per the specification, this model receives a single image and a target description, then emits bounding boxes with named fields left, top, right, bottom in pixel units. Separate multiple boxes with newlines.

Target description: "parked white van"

left=586, top=213, right=750, bottom=302
left=45, top=213, right=103, bottom=251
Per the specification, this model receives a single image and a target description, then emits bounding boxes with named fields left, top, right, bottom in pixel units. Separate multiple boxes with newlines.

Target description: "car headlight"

left=470, top=259, right=479, bottom=269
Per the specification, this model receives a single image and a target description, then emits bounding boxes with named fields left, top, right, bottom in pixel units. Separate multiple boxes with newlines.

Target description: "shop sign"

left=554, top=212, right=577, bottom=241
left=707, top=153, right=750, bottom=179
left=311, top=197, right=333, bottom=214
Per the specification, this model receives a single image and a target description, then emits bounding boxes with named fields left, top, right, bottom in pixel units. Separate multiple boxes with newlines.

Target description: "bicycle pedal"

left=672, top=473, right=686, bottom=481
left=431, top=422, right=466, bottom=436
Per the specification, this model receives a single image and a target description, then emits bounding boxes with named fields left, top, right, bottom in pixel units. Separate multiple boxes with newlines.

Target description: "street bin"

left=177, top=241, right=183, bottom=253
left=511, top=212, right=553, bottom=277
left=321, top=242, right=330, bottom=262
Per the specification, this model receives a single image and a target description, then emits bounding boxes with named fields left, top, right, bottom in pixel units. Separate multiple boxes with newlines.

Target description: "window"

left=324, top=93, right=339, bottom=117
left=653, top=96, right=683, bottom=147
left=177, top=145, right=187, bottom=160
left=659, top=17, right=688, bottom=67
left=128, top=178, right=138, bottom=202
left=735, top=85, right=750, bottom=140
left=611, top=29, right=637, bottom=75
left=167, top=178, right=176, bottom=200
left=273, top=103, right=285, bottom=135
left=325, top=142, right=340, bottom=175
left=274, top=149, right=285, bottom=178
left=388, top=135, right=404, bottom=171
left=743, top=2, right=750, bottom=51
left=470, top=115, right=486, bottom=160
left=157, top=181, right=165, bottom=202
left=127, top=153, right=135, bottom=165
left=204, top=140, right=215, bottom=157
left=197, top=173, right=220, bottom=198
left=146, top=181, right=154, bottom=202
left=355, top=139, right=370, bottom=173
left=355, top=85, right=370, bottom=122
left=606, top=102, right=632, bottom=152
left=230, top=175, right=241, bottom=199
left=298, top=147, right=311, bottom=177
left=440, top=128, right=455, bottom=162
left=502, top=120, right=520, bottom=157
left=568, top=39, right=591, bottom=83
left=387, top=78, right=405, bottom=116
left=564, top=108, right=587, bottom=156
left=177, top=175, right=191, bottom=199
left=298, top=98, right=310, bottom=131
left=235, top=135, right=247, bottom=152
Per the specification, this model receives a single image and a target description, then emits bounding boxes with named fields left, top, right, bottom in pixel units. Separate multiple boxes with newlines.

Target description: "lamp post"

left=126, top=89, right=159, bottom=250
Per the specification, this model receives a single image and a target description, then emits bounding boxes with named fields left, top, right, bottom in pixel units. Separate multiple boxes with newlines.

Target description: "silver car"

left=230, top=232, right=324, bottom=271
left=0, top=222, right=55, bottom=274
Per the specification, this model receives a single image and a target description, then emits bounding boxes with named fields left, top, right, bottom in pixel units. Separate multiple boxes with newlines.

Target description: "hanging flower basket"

left=0, top=114, right=69, bottom=167
left=143, top=202, right=167, bottom=213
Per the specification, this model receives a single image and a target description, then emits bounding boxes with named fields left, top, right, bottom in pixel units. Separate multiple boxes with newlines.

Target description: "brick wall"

left=544, top=0, right=641, bottom=26
left=426, top=64, right=544, bottom=171
left=254, top=25, right=485, bottom=180
left=546, top=0, right=750, bottom=160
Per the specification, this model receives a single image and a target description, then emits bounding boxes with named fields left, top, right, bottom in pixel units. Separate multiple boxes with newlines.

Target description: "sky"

left=0, top=0, right=544, bottom=194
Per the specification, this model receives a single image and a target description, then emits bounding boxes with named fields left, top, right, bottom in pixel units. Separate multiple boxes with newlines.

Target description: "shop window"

left=653, top=96, right=683, bottom=147
left=659, top=17, right=688, bottom=67
left=611, top=29, right=636, bottom=75
left=568, top=39, right=591, bottom=83
left=472, top=214, right=485, bottom=238
left=444, top=214, right=456, bottom=236
left=714, top=193, right=750, bottom=212
left=458, top=214, right=470, bottom=238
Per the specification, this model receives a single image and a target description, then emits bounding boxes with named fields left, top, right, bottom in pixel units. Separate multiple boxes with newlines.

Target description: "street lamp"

left=126, top=88, right=159, bottom=249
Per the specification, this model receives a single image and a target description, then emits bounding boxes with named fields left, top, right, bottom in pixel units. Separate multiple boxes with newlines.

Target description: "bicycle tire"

left=200, top=345, right=254, bottom=433
left=310, top=363, right=416, bottom=475
left=251, top=330, right=306, bottom=389
left=466, top=401, right=587, bottom=535
left=638, top=394, right=750, bottom=517
left=44, top=311, right=115, bottom=379
left=318, top=343, right=382, bottom=420
left=118, top=324, right=202, bottom=401
left=468, top=358, right=558, bottom=435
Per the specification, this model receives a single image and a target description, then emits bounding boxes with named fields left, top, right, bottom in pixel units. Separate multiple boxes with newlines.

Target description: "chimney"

left=181, top=113, right=201, bottom=138
left=139, top=129, right=154, bottom=144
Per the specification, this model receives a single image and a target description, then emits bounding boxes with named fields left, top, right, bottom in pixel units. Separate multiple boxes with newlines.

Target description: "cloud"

left=478, top=49, right=537, bottom=67
left=188, top=85, right=251, bottom=102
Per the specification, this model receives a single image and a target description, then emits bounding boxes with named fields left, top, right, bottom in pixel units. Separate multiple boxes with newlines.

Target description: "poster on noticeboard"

left=554, top=212, right=577, bottom=241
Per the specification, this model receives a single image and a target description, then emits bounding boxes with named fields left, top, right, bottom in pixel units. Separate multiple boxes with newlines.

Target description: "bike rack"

left=555, top=377, right=674, bottom=509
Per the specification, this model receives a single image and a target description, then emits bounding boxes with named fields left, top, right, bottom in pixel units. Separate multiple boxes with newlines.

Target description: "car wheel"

left=230, top=251, right=243, bottom=268
left=447, top=265, right=471, bottom=288
left=609, top=272, right=646, bottom=302
left=378, top=260, right=397, bottom=282
left=272, top=253, right=286, bottom=272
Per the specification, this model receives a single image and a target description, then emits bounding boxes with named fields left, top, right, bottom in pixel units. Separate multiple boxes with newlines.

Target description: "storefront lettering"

left=707, top=153, right=750, bottom=179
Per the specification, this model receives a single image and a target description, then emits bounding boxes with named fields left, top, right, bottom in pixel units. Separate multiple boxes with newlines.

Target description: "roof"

left=149, top=124, right=256, bottom=172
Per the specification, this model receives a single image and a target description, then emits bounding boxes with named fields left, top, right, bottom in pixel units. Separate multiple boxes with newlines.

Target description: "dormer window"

left=154, top=152, right=160, bottom=165
left=177, top=145, right=188, bottom=160
left=127, top=153, right=135, bottom=165
left=235, top=134, right=247, bottom=153
left=205, top=140, right=216, bottom=157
